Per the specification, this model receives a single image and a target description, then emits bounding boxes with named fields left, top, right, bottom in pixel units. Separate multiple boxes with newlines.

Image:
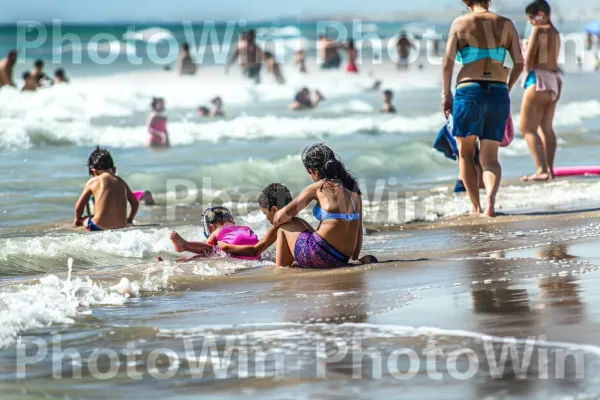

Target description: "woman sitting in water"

left=520, top=0, right=562, bottom=182
left=273, top=143, right=376, bottom=268
left=290, top=88, right=324, bottom=110
left=146, top=97, right=170, bottom=148
left=442, top=0, right=523, bottom=217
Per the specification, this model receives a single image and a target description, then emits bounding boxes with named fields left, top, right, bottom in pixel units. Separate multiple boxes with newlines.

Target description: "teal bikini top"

left=457, top=46, right=506, bottom=65
left=313, top=188, right=360, bottom=221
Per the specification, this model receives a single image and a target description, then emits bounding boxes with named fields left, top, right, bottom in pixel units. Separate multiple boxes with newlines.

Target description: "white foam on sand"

left=0, top=273, right=128, bottom=349
left=365, top=180, right=600, bottom=224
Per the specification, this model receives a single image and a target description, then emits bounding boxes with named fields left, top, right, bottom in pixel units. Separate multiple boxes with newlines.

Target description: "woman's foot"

left=170, top=231, right=187, bottom=252
left=358, top=255, right=378, bottom=265
left=521, top=172, right=551, bottom=182
left=483, top=196, right=496, bottom=218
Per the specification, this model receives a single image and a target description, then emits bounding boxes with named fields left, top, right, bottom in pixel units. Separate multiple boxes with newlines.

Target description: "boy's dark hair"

left=34, top=59, right=44, bottom=68
left=22, top=71, right=31, bottom=80
left=87, top=146, right=115, bottom=175
left=258, top=183, right=293, bottom=210
left=464, top=0, right=490, bottom=6
left=526, top=0, right=551, bottom=15
left=55, top=68, right=65, bottom=78
left=383, top=89, right=393, bottom=97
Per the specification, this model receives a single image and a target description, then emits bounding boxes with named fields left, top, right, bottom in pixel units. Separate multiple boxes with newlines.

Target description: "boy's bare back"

left=87, top=173, right=131, bottom=229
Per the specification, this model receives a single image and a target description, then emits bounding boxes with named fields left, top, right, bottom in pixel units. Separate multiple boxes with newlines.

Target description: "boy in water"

left=74, top=147, right=139, bottom=231
left=21, top=72, right=37, bottom=92
left=381, top=90, right=396, bottom=113
left=31, top=59, right=53, bottom=87
left=264, top=51, right=285, bottom=84
left=218, top=183, right=311, bottom=258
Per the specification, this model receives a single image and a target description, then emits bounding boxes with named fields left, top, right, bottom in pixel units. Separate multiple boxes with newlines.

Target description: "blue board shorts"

left=452, top=81, right=510, bottom=142
left=87, top=218, right=103, bottom=232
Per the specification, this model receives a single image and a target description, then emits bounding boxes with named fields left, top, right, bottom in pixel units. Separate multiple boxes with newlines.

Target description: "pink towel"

left=530, top=69, right=562, bottom=101
left=500, top=114, right=514, bottom=148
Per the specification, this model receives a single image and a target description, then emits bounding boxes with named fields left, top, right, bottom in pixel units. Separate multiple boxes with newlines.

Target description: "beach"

left=2, top=19, right=600, bottom=399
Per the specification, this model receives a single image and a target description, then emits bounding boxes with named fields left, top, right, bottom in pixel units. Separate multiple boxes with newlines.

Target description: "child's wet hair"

left=34, top=59, right=44, bottom=68
left=203, top=207, right=233, bottom=225
left=22, top=71, right=31, bottom=80
left=526, top=0, right=551, bottom=16
left=151, top=97, right=164, bottom=110
left=302, top=143, right=362, bottom=194
left=87, top=146, right=115, bottom=175
left=383, top=89, right=393, bottom=97
left=258, top=183, right=293, bottom=210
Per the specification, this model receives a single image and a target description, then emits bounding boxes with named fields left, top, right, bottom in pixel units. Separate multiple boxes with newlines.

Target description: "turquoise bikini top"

left=313, top=187, right=360, bottom=221
left=457, top=46, right=506, bottom=65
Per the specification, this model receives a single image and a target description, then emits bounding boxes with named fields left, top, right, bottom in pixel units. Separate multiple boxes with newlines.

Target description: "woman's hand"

left=442, top=94, right=453, bottom=117
left=273, top=210, right=288, bottom=228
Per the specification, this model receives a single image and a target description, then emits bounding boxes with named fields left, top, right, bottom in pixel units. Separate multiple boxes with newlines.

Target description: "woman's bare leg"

left=539, top=94, right=559, bottom=180
left=520, top=87, right=549, bottom=181
left=457, top=136, right=482, bottom=215
left=479, top=139, right=502, bottom=218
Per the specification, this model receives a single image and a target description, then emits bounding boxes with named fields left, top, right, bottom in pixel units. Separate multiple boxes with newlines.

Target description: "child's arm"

left=74, top=181, right=93, bottom=227
left=124, top=182, right=140, bottom=224
left=206, top=230, right=219, bottom=247
left=219, top=225, right=279, bottom=257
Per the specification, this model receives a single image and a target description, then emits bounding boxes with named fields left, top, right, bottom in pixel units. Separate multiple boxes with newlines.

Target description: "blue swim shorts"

left=452, top=81, right=510, bottom=142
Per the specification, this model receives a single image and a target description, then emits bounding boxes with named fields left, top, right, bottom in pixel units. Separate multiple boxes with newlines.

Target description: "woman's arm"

left=352, top=197, right=364, bottom=260
left=274, top=183, right=318, bottom=227
left=508, top=21, right=526, bottom=92
left=442, top=20, right=459, bottom=115
left=219, top=225, right=279, bottom=257
left=523, top=26, right=538, bottom=75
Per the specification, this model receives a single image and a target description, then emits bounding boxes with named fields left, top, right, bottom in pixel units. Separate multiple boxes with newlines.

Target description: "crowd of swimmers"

left=0, top=52, right=69, bottom=91
left=4, top=0, right=600, bottom=269
left=75, top=144, right=376, bottom=269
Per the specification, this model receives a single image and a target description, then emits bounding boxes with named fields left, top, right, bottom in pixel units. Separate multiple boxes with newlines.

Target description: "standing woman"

left=146, top=97, right=170, bottom=148
left=273, top=144, right=373, bottom=268
left=442, top=0, right=524, bottom=217
left=520, top=0, right=561, bottom=182
left=346, top=39, right=359, bottom=73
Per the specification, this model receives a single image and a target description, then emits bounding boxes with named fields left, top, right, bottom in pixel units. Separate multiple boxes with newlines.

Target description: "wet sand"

left=2, top=210, right=600, bottom=399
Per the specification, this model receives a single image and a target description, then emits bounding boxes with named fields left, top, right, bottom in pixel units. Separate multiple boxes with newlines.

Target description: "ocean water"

left=2, top=20, right=600, bottom=399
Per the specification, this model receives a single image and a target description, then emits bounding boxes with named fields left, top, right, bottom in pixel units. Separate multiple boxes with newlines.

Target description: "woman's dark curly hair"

left=301, top=143, right=361, bottom=194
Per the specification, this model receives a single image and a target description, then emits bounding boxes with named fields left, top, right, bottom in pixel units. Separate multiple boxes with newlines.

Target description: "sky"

left=2, top=0, right=597, bottom=23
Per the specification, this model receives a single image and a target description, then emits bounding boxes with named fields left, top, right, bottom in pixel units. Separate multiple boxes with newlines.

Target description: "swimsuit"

left=87, top=218, right=103, bottom=232
left=294, top=231, right=350, bottom=268
left=294, top=188, right=359, bottom=268
left=244, top=65, right=261, bottom=83
left=217, top=225, right=261, bottom=260
left=321, top=56, right=341, bottom=69
left=456, top=47, right=507, bottom=65
left=149, top=118, right=167, bottom=146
